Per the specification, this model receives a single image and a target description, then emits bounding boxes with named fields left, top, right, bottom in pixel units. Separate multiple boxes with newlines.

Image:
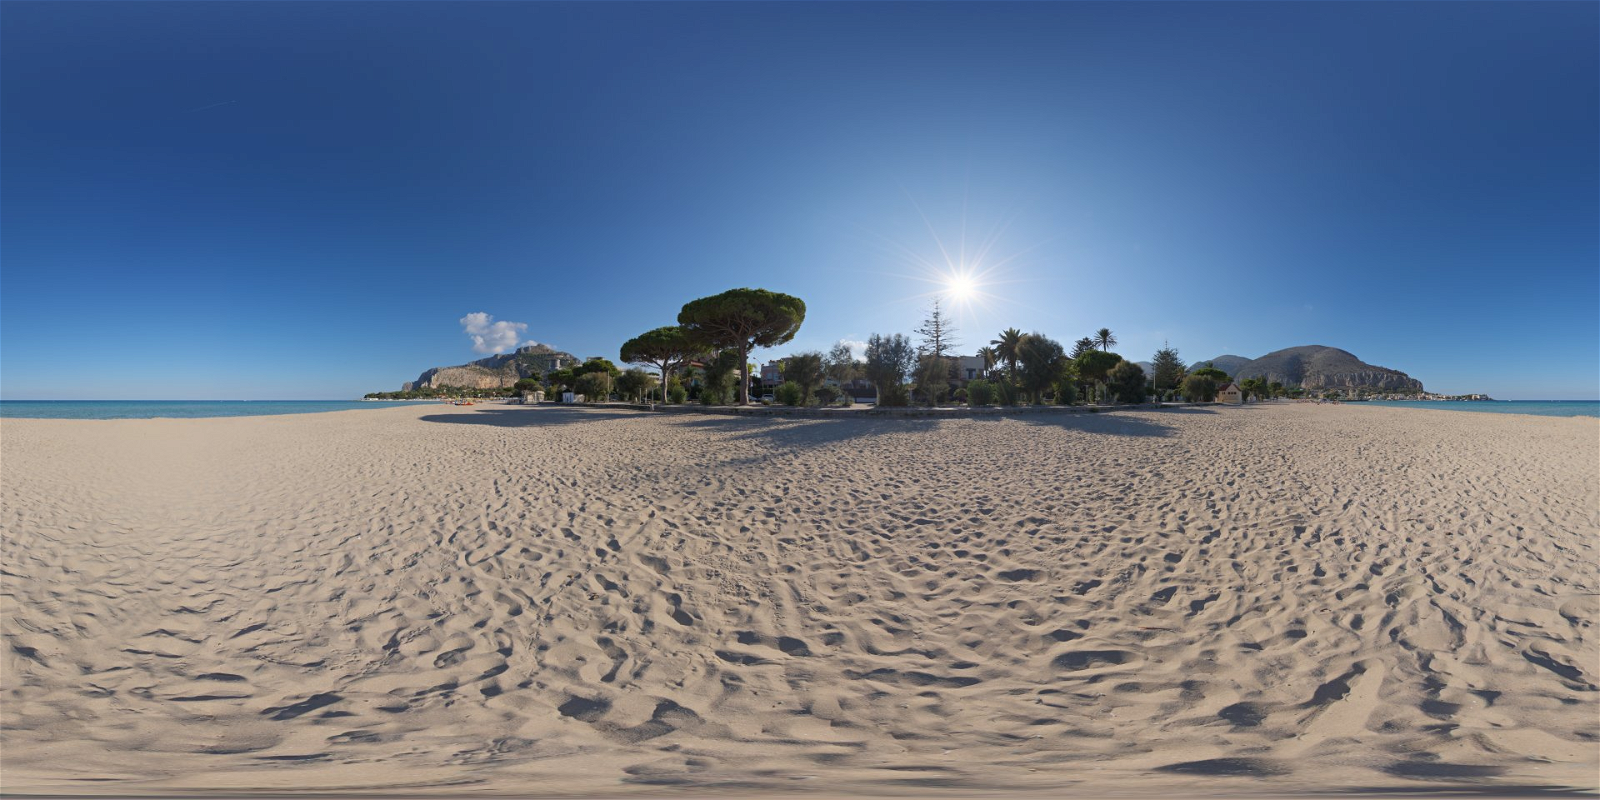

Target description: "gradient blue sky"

left=3, top=1, right=1596, bottom=400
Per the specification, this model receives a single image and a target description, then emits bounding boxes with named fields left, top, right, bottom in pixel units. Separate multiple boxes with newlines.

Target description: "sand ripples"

left=2, top=404, right=1595, bottom=795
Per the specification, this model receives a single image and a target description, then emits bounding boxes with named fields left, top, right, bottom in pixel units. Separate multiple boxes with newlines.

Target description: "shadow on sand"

left=420, top=403, right=1205, bottom=450
left=972, top=407, right=1192, bottom=438
left=418, top=406, right=658, bottom=428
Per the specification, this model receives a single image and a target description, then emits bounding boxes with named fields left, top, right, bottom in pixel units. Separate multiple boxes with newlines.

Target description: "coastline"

left=3, top=403, right=1595, bottom=796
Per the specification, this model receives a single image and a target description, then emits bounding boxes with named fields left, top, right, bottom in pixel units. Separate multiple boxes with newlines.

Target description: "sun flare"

left=945, top=273, right=976, bottom=301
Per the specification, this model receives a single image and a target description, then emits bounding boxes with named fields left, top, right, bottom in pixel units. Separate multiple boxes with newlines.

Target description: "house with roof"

left=1217, top=382, right=1244, bottom=404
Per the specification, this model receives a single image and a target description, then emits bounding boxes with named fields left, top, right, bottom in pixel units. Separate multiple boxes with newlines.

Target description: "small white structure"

left=954, top=355, right=987, bottom=383
left=1217, top=382, right=1244, bottom=405
left=562, top=391, right=582, bottom=404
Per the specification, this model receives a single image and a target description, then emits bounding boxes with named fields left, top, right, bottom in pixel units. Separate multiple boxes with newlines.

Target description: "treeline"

left=365, top=386, right=509, bottom=400
left=370, top=286, right=1318, bottom=407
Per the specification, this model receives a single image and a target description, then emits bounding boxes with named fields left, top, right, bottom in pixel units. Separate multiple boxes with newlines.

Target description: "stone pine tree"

left=678, top=288, right=805, bottom=405
left=620, top=325, right=702, bottom=403
left=1150, top=343, right=1187, bottom=398
left=915, top=299, right=961, bottom=359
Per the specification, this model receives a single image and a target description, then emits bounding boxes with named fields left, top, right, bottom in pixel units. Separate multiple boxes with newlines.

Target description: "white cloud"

left=460, top=312, right=529, bottom=354
left=836, top=339, right=867, bottom=360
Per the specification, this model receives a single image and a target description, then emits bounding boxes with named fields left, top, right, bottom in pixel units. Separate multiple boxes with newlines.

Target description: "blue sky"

left=3, top=2, right=1595, bottom=400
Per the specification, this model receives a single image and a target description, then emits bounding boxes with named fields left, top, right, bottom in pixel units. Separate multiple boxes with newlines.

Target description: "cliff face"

left=406, top=344, right=578, bottom=390
left=1217, top=345, right=1423, bottom=392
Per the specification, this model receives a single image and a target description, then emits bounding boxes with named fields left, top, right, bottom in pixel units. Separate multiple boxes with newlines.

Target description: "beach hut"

left=1217, top=382, right=1243, bottom=405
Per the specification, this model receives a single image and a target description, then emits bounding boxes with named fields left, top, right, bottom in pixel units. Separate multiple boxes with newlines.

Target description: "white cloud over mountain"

left=460, top=312, right=530, bottom=354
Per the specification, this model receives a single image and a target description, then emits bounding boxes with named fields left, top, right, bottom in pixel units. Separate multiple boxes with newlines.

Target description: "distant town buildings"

left=760, top=361, right=783, bottom=388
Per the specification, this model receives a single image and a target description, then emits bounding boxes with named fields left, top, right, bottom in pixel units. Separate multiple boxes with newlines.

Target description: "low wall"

left=598, top=402, right=1181, bottom=418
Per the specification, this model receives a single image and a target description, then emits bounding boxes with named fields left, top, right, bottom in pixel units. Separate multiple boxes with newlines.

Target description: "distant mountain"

left=1132, top=361, right=1154, bottom=376
left=402, top=343, right=579, bottom=390
left=1199, top=355, right=1252, bottom=376
left=1202, top=345, right=1422, bottom=392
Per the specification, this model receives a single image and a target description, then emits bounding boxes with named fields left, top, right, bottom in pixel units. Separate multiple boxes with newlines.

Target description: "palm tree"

left=976, top=346, right=998, bottom=378
left=1095, top=328, right=1117, bottom=352
left=991, top=328, right=1024, bottom=379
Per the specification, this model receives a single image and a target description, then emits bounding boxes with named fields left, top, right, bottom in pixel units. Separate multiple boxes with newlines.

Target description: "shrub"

left=913, top=354, right=951, bottom=406
left=954, top=387, right=968, bottom=402
left=1054, top=379, right=1077, bottom=405
left=877, top=383, right=910, bottom=407
left=774, top=381, right=805, bottom=406
left=839, top=394, right=854, bottom=407
left=667, top=380, right=687, bottom=404
left=995, top=380, right=1020, bottom=406
left=699, top=349, right=741, bottom=405
left=966, top=379, right=997, bottom=406
left=816, top=385, right=841, bottom=406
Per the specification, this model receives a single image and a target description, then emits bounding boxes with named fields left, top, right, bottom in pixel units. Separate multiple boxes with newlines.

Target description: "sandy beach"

left=2, top=403, right=1595, bottom=797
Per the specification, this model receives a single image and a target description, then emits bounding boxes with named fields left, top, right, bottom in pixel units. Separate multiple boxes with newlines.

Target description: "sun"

left=945, top=272, right=976, bottom=301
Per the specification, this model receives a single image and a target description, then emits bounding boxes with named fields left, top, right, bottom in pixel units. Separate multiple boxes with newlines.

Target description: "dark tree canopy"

left=1070, top=337, right=1098, bottom=359
left=1016, top=333, right=1067, bottom=404
left=616, top=368, right=658, bottom=403
left=1074, top=349, right=1123, bottom=383
left=1190, top=365, right=1230, bottom=381
left=574, top=371, right=612, bottom=401
left=1150, top=345, right=1187, bottom=394
left=620, top=326, right=701, bottom=403
left=864, top=333, right=916, bottom=402
left=574, top=357, right=621, bottom=379
left=783, top=351, right=826, bottom=405
left=1181, top=374, right=1219, bottom=402
left=1108, top=361, right=1148, bottom=403
left=678, top=288, right=805, bottom=404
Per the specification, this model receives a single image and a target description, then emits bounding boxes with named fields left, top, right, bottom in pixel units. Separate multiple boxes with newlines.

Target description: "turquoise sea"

left=0, top=400, right=438, bottom=420
left=1358, top=400, right=1598, bottom=418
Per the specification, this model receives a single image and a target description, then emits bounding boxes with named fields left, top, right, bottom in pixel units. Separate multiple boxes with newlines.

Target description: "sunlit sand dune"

left=3, top=404, right=1595, bottom=796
